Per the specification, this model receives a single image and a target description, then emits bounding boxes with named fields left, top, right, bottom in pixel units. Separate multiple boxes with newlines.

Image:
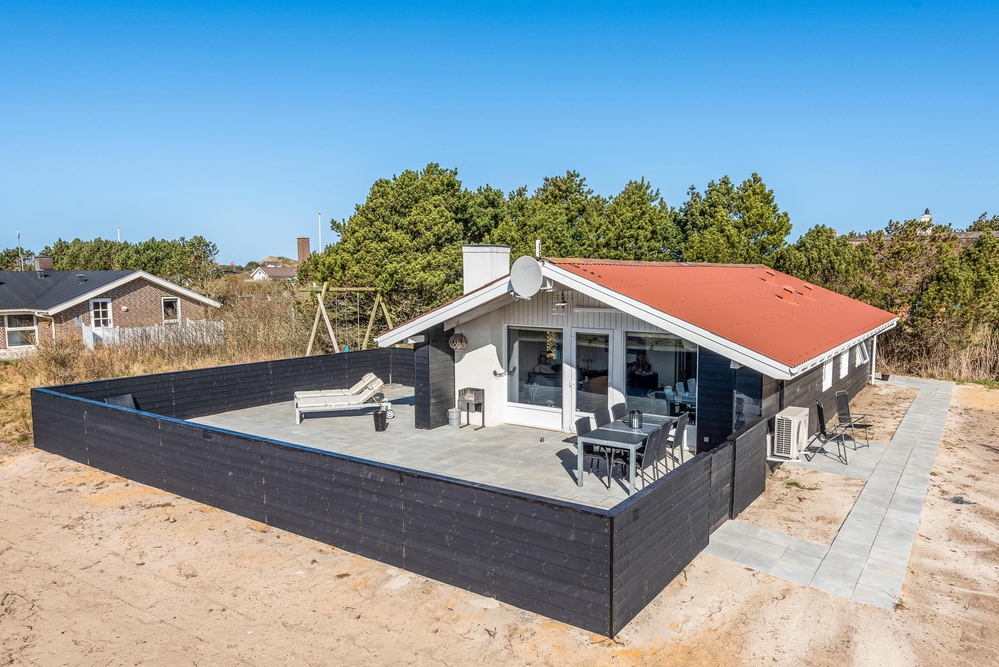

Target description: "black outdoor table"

left=576, top=415, right=676, bottom=494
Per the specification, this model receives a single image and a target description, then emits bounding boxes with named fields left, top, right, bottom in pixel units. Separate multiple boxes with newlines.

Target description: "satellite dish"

left=510, top=256, right=543, bottom=298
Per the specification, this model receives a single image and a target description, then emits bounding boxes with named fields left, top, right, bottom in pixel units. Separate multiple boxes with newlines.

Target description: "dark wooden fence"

left=729, top=417, right=769, bottom=516
left=49, top=348, right=413, bottom=420
left=31, top=350, right=769, bottom=637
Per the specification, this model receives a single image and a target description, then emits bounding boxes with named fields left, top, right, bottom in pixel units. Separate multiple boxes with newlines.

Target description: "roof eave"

left=786, top=317, right=898, bottom=376
left=376, top=278, right=513, bottom=346
left=44, top=271, right=221, bottom=314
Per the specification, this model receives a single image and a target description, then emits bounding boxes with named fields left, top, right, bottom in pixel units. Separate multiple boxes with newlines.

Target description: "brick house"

left=0, top=256, right=221, bottom=357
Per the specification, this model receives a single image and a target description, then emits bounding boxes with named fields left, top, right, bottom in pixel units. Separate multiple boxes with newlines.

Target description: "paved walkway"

left=705, top=377, right=953, bottom=609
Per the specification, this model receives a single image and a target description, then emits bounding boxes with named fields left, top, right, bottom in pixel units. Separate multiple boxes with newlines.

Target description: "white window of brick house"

left=822, top=359, right=833, bottom=390
left=5, top=314, right=38, bottom=347
left=89, top=299, right=113, bottom=331
left=162, top=297, right=180, bottom=324
left=839, top=350, right=850, bottom=379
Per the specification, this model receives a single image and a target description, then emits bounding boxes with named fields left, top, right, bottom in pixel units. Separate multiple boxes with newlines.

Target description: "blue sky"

left=2, top=1, right=997, bottom=263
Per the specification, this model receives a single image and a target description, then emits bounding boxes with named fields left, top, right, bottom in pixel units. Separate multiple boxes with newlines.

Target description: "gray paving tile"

left=733, top=548, right=779, bottom=572
left=723, top=520, right=762, bottom=538
left=709, top=529, right=754, bottom=550
left=754, top=528, right=795, bottom=548
left=837, top=521, right=881, bottom=544
left=873, top=534, right=915, bottom=555
left=811, top=572, right=857, bottom=598
left=828, top=537, right=873, bottom=557
left=742, top=538, right=788, bottom=560
left=787, top=538, right=829, bottom=558
left=704, top=539, right=744, bottom=560
left=851, top=583, right=898, bottom=609
left=771, top=557, right=821, bottom=586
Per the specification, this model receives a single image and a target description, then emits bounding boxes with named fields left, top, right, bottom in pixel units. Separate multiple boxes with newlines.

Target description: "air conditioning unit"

left=772, top=406, right=810, bottom=459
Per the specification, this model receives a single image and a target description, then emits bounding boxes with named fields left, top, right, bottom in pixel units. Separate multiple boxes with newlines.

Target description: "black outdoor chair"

left=610, top=426, right=664, bottom=490
left=593, top=407, right=612, bottom=428
left=663, top=412, right=690, bottom=468
left=576, top=416, right=612, bottom=489
left=610, top=403, right=628, bottom=422
left=835, top=390, right=871, bottom=449
left=812, top=400, right=849, bottom=464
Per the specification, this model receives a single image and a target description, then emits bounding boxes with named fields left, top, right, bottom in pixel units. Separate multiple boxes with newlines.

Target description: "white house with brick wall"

left=0, top=256, right=221, bottom=357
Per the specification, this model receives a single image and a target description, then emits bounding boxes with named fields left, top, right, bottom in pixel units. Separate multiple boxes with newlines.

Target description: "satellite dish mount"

left=510, top=256, right=544, bottom=300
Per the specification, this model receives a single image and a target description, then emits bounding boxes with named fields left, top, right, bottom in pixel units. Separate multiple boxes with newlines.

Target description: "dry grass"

left=879, top=327, right=999, bottom=382
left=0, top=292, right=312, bottom=448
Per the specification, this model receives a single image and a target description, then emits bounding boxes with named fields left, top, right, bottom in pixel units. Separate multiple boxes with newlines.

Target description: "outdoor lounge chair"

left=811, top=400, right=849, bottom=464
left=835, top=390, right=871, bottom=449
left=294, top=378, right=392, bottom=424
left=295, top=373, right=379, bottom=399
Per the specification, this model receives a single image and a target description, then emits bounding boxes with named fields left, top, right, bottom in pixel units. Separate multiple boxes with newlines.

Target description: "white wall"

left=451, top=282, right=681, bottom=431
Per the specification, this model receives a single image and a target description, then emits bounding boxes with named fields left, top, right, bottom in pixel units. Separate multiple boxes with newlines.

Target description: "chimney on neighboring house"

left=34, top=255, right=53, bottom=271
left=462, top=245, right=511, bottom=294
left=297, top=237, right=311, bottom=264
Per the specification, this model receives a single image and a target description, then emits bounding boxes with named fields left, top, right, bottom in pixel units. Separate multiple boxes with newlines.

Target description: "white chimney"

left=462, top=245, right=511, bottom=294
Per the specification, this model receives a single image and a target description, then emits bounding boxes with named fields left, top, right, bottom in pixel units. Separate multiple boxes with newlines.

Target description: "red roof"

left=548, top=259, right=896, bottom=369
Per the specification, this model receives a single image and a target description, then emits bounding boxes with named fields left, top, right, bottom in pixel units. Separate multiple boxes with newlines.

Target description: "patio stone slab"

left=705, top=377, right=952, bottom=611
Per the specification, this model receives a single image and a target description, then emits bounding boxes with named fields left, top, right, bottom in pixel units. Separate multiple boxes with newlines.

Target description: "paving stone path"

left=705, top=377, right=954, bottom=609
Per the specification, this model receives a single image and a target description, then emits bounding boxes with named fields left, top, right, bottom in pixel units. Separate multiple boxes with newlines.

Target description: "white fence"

left=83, top=319, right=224, bottom=350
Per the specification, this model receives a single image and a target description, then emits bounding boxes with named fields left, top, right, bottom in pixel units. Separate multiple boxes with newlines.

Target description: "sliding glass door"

left=573, top=331, right=610, bottom=415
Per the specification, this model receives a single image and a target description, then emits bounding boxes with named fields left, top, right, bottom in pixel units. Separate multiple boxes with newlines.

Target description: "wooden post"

left=318, top=290, right=339, bottom=353
left=361, top=292, right=381, bottom=350
left=306, top=282, right=328, bottom=356
left=379, top=296, right=394, bottom=330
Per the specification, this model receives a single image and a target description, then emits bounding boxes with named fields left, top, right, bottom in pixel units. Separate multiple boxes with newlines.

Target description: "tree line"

left=0, top=236, right=220, bottom=289
left=300, top=163, right=999, bottom=379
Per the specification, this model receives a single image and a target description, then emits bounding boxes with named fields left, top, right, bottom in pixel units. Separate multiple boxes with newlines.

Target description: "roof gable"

left=0, top=270, right=221, bottom=313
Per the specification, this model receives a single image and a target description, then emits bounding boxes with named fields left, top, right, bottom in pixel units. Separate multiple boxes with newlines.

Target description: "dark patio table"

left=576, top=415, right=676, bottom=494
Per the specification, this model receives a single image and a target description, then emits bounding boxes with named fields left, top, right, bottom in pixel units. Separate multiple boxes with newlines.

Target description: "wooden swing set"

left=304, top=283, right=395, bottom=355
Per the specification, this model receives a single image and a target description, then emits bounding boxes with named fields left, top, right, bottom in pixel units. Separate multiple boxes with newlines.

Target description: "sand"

left=1, top=382, right=997, bottom=666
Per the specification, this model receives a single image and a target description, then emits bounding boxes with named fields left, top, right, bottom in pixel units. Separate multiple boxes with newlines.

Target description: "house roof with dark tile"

left=0, top=270, right=221, bottom=314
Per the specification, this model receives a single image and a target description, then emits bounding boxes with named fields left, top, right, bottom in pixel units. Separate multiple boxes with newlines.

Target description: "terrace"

left=192, top=384, right=694, bottom=510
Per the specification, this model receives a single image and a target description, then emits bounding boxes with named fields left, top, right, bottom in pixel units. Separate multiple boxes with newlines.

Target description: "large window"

left=5, top=314, right=37, bottom=347
left=162, top=297, right=180, bottom=324
left=507, top=327, right=563, bottom=408
left=624, top=332, right=697, bottom=422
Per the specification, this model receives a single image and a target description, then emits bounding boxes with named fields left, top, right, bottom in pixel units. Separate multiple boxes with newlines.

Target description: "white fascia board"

left=45, top=271, right=221, bottom=315
left=376, top=279, right=513, bottom=347
left=787, top=318, right=898, bottom=376
left=542, top=263, right=796, bottom=379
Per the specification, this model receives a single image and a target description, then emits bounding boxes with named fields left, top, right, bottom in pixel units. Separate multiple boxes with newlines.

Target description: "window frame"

left=89, top=298, right=113, bottom=330
left=822, top=359, right=833, bottom=391
left=4, top=313, right=38, bottom=348
left=161, top=296, right=181, bottom=324
left=855, top=341, right=870, bottom=367
left=839, top=350, right=850, bottom=379
left=504, top=325, right=565, bottom=411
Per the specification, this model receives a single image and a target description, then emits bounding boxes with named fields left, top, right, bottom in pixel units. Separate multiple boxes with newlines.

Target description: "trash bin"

left=448, top=408, right=462, bottom=427
left=373, top=409, right=388, bottom=432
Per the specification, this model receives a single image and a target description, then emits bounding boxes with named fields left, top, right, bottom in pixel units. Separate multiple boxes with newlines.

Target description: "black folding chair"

left=835, top=390, right=871, bottom=449
left=812, top=400, right=849, bottom=464
left=664, top=412, right=690, bottom=468
left=610, top=426, right=663, bottom=490
left=576, top=417, right=611, bottom=489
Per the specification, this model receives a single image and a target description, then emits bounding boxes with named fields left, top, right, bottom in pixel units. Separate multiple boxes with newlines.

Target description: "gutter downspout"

left=870, top=335, right=878, bottom=384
